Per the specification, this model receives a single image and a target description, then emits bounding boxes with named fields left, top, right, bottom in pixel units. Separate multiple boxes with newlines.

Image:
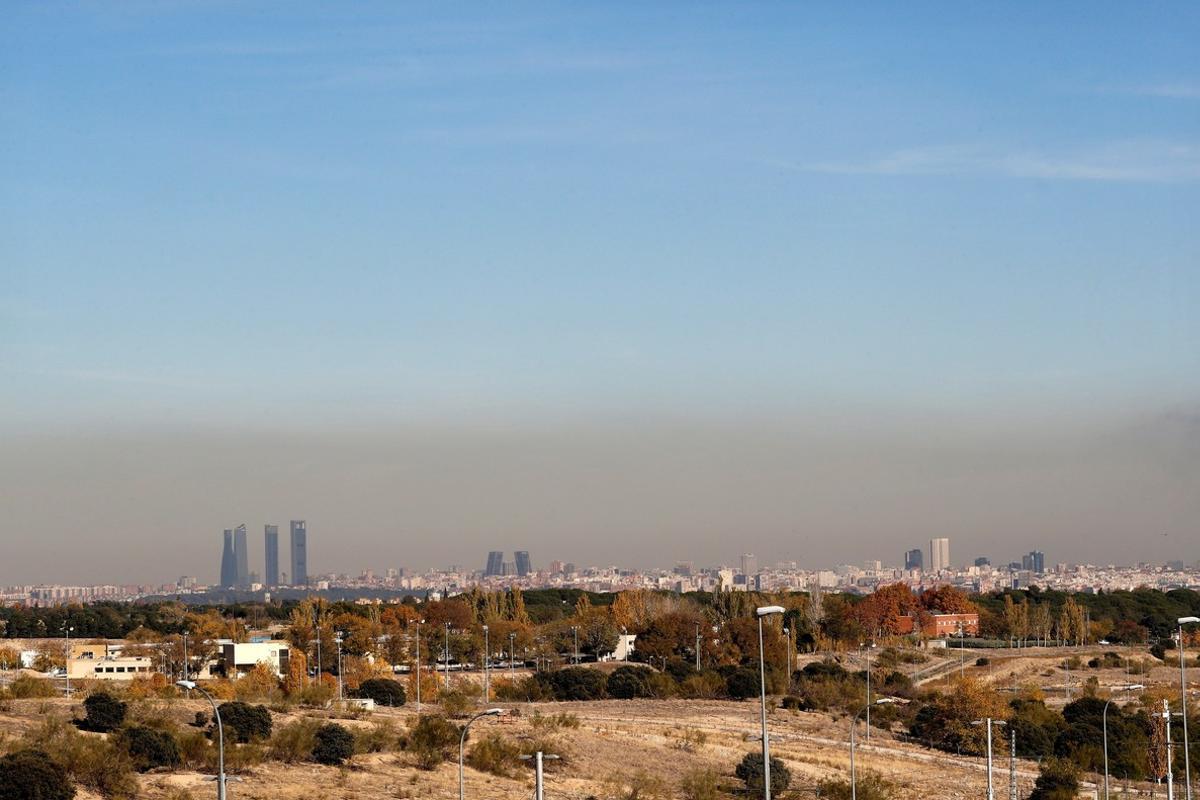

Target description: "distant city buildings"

left=740, top=553, right=758, bottom=578
left=930, top=538, right=951, bottom=572
left=485, top=551, right=504, bottom=577
left=233, top=524, right=249, bottom=588
left=264, top=525, right=279, bottom=588
left=1023, top=550, right=1045, bottom=574
left=290, top=520, right=308, bottom=587
left=219, top=529, right=237, bottom=588
left=514, top=551, right=532, bottom=577
left=904, top=549, right=924, bottom=571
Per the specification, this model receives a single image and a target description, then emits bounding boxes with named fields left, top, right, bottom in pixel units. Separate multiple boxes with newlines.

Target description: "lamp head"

left=1179, top=616, right=1200, bottom=625
left=176, top=680, right=197, bottom=690
left=484, top=708, right=504, bottom=716
left=756, top=606, right=785, bottom=617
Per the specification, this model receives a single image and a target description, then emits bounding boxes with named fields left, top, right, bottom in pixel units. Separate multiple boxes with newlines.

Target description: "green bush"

left=724, top=667, right=759, bottom=701
left=117, top=725, right=180, bottom=772
left=355, top=678, right=406, bottom=707
left=216, top=701, right=272, bottom=743
left=407, top=715, right=461, bottom=770
left=735, top=752, right=790, bottom=795
left=466, top=732, right=522, bottom=777
left=678, top=766, right=721, bottom=800
left=815, top=773, right=895, bottom=800
left=606, top=665, right=655, bottom=699
left=312, top=723, right=355, bottom=766
left=353, top=721, right=400, bottom=754
left=536, top=667, right=607, bottom=701
left=267, top=719, right=319, bottom=763
left=9, top=675, right=59, bottom=700
left=0, top=749, right=76, bottom=800
left=81, top=692, right=127, bottom=733
left=1029, top=758, right=1080, bottom=800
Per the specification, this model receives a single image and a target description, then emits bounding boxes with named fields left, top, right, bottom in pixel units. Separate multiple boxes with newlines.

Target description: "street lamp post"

left=415, top=619, right=424, bottom=712
left=482, top=625, right=490, bottom=702
left=459, top=709, right=503, bottom=800
left=509, top=632, right=516, bottom=680
left=971, top=718, right=1008, bottom=800
left=862, top=642, right=873, bottom=743
left=520, top=751, right=561, bottom=800
left=62, top=624, right=73, bottom=696
left=755, top=606, right=785, bottom=800
left=696, top=622, right=703, bottom=671
left=445, top=623, right=452, bottom=687
left=335, top=635, right=344, bottom=703
left=1179, top=616, right=1199, bottom=800
left=850, top=699, right=896, bottom=800
left=1103, top=683, right=1145, bottom=799
left=178, top=681, right=226, bottom=800
left=571, top=626, right=579, bottom=664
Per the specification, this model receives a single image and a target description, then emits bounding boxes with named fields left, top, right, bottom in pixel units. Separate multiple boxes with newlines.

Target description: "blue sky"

left=1, top=4, right=1197, bottom=579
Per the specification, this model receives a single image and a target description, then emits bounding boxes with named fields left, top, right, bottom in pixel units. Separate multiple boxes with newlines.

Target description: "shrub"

left=216, top=701, right=272, bottom=743
left=1029, top=758, right=1080, bottom=800
left=724, top=667, right=759, bottom=701
left=117, top=725, right=180, bottom=772
left=355, top=678, right=406, bottom=707
left=81, top=692, right=127, bottom=732
left=0, top=749, right=76, bottom=800
left=268, top=719, right=319, bottom=763
left=407, top=715, right=461, bottom=770
left=815, top=773, right=895, bottom=800
left=466, top=732, right=522, bottom=777
left=312, top=723, right=355, bottom=766
left=735, top=752, right=790, bottom=796
left=975, top=657, right=990, bottom=667
left=606, top=665, right=655, bottom=699
left=9, top=675, right=59, bottom=699
left=537, top=667, right=608, bottom=701
left=192, top=711, right=209, bottom=728
left=679, top=766, right=720, bottom=800
left=438, top=686, right=478, bottom=717
left=353, top=721, right=400, bottom=754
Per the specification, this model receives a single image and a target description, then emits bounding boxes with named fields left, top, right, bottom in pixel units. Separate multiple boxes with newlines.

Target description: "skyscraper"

left=514, top=551, right=532, bottom=577
left=930, top=538, right=950, bottom=572
left=1023, top=550, right=1045, bottom=574
left=233, top=524, right=249, bottom=587
left=290, top=520, right=308, bottom=586
left=264, top=525, right=279, bottom=588
left=740, top=553, right=758, bottom=577
left=904, top=549, right=924, bottom=571
left=219, top=529, right=237, bottom=588
left=485, top=551, right=504, bottom=577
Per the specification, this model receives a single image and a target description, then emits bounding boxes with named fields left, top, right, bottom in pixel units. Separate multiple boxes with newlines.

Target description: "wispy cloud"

left=1110, top=82, right=1200, bottom=100
left=783, top=140, right=1200, bottom=183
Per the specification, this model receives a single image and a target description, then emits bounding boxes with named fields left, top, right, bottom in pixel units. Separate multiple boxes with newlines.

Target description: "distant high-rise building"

left=904, top=549, right=924, bottom=571
left=1022, top=551, right=1045, bottom=574
left=289, top=520, right=308, bottom=586
left=502, top=560, right=515, bottom=577
left=264, top=525, right=279, bottom=588
left=740, top=553, right=758, bottom=577
left=219, top=529, right=238, bottom=587
left=864, top=559, right=882, bottom=572
left=974, top=557, right=991, bottom=568
left=233, top=524, right=249, bottom=587
left=514, top=551, right=532, bottom=577
left=673, top=561, right=694, bottom=577
left=930, top=538, right=950, bottom=572
left=485, top=551, right=505, bottom=577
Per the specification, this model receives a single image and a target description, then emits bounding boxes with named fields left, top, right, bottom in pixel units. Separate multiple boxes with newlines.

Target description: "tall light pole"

left=520, top=751, right=561, bottom=800
left=862, top=642, right=873, bottom=743
left=1179, top=616, right=1199, bottom=800
left=696, top=622, right=703, bottom=671
left=459, top=709, right=503, bottom=800
left=755, top=606, right=784, bottom=800
left=1165, top=699, right=1177, bottom=800
left=314, top=605, right=323, bottom=679
left=509, top=632, right=516, bottom=681
left=851, top=698, right=896, bottom=800
left=335, top=634, right=344, bottom=703
left=571, top=626, right=579, bottom=665
left=445, top=622, right=452, bottom=687
left=482, top=625, right=490, bottom=702
left=415, top=619, right=425, bottom=712
left=178, top=681, right=226, bottom=800
left=971, top=718, right=1008, bottom=800
left=1103, top=683, right=1145, bottom=799
left=62, top=624, right=73, bottom=696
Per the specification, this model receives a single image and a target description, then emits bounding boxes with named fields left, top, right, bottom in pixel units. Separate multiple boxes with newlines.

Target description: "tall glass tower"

left=289, top=520, right=308, bottom=586
left=233, top=524, right=249, bottom=587
left=219, top=529, right=237, bottom=588
left=264, top=525, right=279, bottom=588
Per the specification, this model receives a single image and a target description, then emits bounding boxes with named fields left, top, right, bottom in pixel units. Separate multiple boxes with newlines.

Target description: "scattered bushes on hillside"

left=678, top=766, right=721, bottom=800
left=117, top=725, right=180, bottom=772
left=407, top=714, right=461, bottom=770
left=9, top=675, right=59, bottom=699
left=216, top=701, right=272, bottom=743
left=466, top=732, right=523, bottom=777
left=355, top=678, right=406, bottom=707
left=81, top=692, right=127, bottom=732
left=0, top=749, right=76, bottom=800
left=268, top=719, right=320, bottom=763
left=312, top=723, right=355, bottom=766
left=735, top=752, right=790, bottom=796
left=606, top=665, right=655, bottom=699
left=815, top=773, right=896, bottom=800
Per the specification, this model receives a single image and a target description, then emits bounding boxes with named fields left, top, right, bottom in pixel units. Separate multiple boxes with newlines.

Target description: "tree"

left=118, top=725, right=181, bottom=772
left=408, top=714, right=461, bottom=770
left=1029, top=758, right=1080, bottom=800
left=724, top=667, right=759, bottom=701
left=217, top=701, right=273, bottom=743
left=0, top=749, right=75, bottom=800
left=81, top=692, right=127, bottom=733
left=734, top=752, right=790, bottom=795
left=536, top=666, right=607, bottom=701
left=312, top=723, right=355, bottom=766
left=356, top=678, right=406, bottom=706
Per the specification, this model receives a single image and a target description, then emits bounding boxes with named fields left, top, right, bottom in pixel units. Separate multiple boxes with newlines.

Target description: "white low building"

left=217, top=641, right=291, bottom=678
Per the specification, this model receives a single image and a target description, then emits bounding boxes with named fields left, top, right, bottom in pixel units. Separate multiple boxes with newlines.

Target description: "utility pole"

left=1009, top=727, right=1017, bottom=800
left=695, top=622, right=702, bottom=671
left=1166, top=699, right=1176, bottom=800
